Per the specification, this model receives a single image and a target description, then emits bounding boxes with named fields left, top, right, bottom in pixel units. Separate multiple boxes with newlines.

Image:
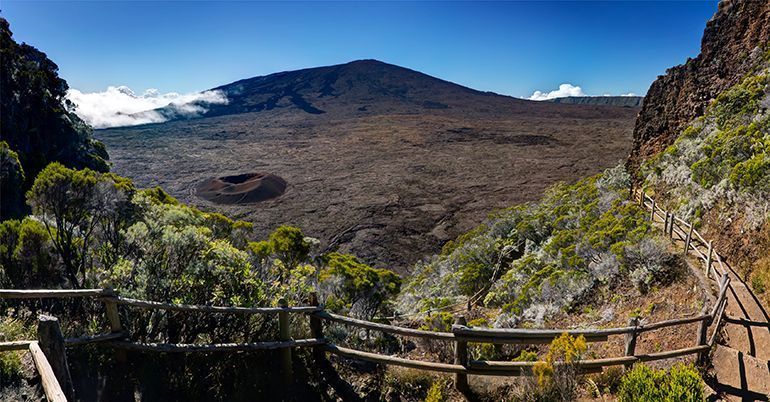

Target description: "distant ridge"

left=546, top=96, right=644, bottom=108
left=145, top=59, right=639, bottom=122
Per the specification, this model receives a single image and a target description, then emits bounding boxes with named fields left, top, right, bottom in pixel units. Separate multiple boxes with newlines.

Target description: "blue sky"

left=3, top=1, right=717, bottom=98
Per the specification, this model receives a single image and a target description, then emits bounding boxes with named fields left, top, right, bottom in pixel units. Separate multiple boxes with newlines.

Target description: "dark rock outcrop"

left=629, top=0, right=770, bottom=172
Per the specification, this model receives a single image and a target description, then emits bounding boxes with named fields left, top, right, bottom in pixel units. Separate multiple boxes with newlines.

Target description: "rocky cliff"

left=629, top=0, right=770, bottom=171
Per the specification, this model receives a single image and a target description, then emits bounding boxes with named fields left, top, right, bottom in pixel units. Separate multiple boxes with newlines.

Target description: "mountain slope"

left=99, top=61, right=638, bottom=272
left=152, top=59, right=635, bottom=122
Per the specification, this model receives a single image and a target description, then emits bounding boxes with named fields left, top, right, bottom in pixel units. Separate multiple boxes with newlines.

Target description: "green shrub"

left=403, top=163, right=674, bottom=325
left=424, top=379, right=449, bottom=402
left=0, top=315, right=33, bottom=387
left=751, top=257, right=770, bottom=305
left=618, top=363, right=703, bottom=402
left=319, top=252, right=401, bottom=319
left=591, top=366, right=624, bottom=396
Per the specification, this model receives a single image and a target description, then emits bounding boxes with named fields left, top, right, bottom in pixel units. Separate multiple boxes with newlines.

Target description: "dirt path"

left=649, top=210, right=770, bottom=401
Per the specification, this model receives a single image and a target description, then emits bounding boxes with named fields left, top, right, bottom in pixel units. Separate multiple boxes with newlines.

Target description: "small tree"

left=26, top=162, right=101, bottom=287
left=527, top=333, right=587, bottom=402
left=319, top=252, right=401, bottom=319
left=0, top=142, right=26, bottom=220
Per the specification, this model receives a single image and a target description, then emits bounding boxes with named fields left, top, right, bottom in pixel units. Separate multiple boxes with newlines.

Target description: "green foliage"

left=710, top=74, right=768, bottom=129
left=320, top=252, right=401, bottom=318
left=590, top=366, right=624, bottom=396
left=0, top=141, right=26, bottom=219
left=517, top=333, right=587, bottom=402
left=424, top=379, right=449, bottom=402
left=384, top=369, right=442, bottom=401
left=266, top=225, right=312, bottom=270
left=402, top=163, right=671, bottom=324
left=750, top=257, right=770, bottom=306
left=0, top=18, right=109, bottom=219
left=142, top=186, right=179, bottom=205
left=618, top=363, right=704, bottom=402
left=26, top=162, right=102, bottom=287
left=0, top=315, right=33, bottom=387
left=641, top=65, right=770, bottom=232
left=419, top=311, right=454, bottom=332
left=514, top=350, right=539, bottom=362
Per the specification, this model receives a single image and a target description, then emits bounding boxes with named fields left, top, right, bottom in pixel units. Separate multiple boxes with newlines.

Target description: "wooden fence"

left=0, top=188, right=732, bottom=400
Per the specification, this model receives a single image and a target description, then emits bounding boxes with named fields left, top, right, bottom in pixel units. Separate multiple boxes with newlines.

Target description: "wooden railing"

left=0, top=188, right=734, bottom=399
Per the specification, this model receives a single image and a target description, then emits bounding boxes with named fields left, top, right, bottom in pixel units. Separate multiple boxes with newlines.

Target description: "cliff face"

left=629, top=0, right=770, bottom=171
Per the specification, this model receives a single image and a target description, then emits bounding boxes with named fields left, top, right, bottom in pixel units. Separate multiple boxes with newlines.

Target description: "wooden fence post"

left=278, top=298, right=293, bottom=385
left=668, top=212, right=676, bottom=240
left=37, top=315, right=75, bottom=400
left=102, top=288, right=123, bottom=333
left=639, top=188, right=645, bottom=208
left=308, top=292, right=324, bottom=361
left=624, top=317, right=639, bottom=369
left=102, top=287, right=127, bottom=363
left=650, top=199, right=656, bottom=222
left=663, top=212, right=670, bottom=236
left=453, top=315, right=469, bottom=394
left=695, top=306, right=710, bottom=365
left=706, top=241, right=713, bottom=279
left=684, top=223, right=694, bottom=255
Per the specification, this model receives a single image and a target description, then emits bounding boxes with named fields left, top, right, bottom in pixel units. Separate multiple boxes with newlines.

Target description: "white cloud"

left=66, top=86, right=228, bottom=129
left=529, top=83, right=586, bottom=101
left=528, top=83, right=640, bottom=101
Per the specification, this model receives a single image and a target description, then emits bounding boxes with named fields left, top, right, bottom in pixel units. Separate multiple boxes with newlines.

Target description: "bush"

left=401, top=162, right=675, bottom=325
left=527, top=333, right=587, bottom=402
left=0, top=141, right=26, bottom=220
left=750, top=257, right=770, bottom=304
left=424, top=379, right=449, bottom=402
left=0, top=314, right=33, bottom=387
left=319, top=252, right=401, bottom=319
left=618, top=363, right=704, bottom=402
left=590, top=366, right=624, bottom=396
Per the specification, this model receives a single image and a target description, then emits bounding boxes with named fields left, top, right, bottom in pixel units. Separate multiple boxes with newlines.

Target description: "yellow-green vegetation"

left=642, top=68, right=770, bottom=226
left=319, top=252, right=401, bottom=318
left=750, top=256, right=770, bottom=305
left=642, top=60, right=770, bottom=293
left=1, top=19, right=110, bottom=221
left=617, top=363, right=704, bottom=402
left=383, top=368, right=449, bottom=402
left=511, top=333, right=587, bottom=402
left=2, top=162, right=401, bottom=346
left=423, top=379, right=449, bottom=402
left=533, top=333, right=587, bottom=387
left=0, top=314, right=33, bottom=387
left=0, top=141, right=25, bottom=219
left=401, top=164, right=679, bottom=326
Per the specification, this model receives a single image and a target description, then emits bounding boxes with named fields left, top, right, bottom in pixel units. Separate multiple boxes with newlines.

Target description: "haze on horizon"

left=2, top=1, right=718, bottom=127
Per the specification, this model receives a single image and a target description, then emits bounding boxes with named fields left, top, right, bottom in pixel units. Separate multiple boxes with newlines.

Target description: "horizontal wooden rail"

left=323, top=343, right=467, bottom=374
left=64, top=331, right=126, bottom=346
left=0, top=340, right=33, bottom=351
left=469, top=344, right=710, bottom=373
left=1, top=333, right=127, bottom=350
left=109, top=338, right=325, bottom=352
left=114, top=296, right=321, bottom=314
left=0, top=289, right=105, bottom=299
left=452, top=325, right=632, bottom=339
left=635, top=314, right=712, bottom=333
left=315, top=311, right=455, bottom=340
left=29, top=341, right=67, bottom=402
